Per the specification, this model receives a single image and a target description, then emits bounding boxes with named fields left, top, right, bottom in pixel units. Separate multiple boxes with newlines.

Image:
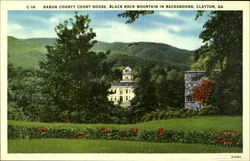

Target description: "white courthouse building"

left=108, top=66, right=135, bottom=107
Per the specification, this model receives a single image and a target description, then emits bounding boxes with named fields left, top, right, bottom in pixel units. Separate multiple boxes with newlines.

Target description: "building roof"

left=111, top=82, right=135, bottom=87
left=185, top=69, right=221, bottom=73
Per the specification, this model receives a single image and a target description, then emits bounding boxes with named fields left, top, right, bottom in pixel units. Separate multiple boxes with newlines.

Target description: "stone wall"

left=184, top=71, right=208, bottom=110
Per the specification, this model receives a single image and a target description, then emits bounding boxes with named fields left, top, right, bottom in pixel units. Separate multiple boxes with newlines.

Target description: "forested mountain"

left=8, top=36, right=194, bottom=70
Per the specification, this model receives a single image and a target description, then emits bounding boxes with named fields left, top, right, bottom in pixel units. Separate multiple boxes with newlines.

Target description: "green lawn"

left=8, top=139, right=242, bottom=153
left=9, top=116, right=242, bottom=132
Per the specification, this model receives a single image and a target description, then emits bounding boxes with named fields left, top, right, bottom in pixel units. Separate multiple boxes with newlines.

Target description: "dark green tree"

left=39, top=13, right=115, bottom=123
left=118, top=11, right=154, bottom=24
left=130, top=66, right=158, bottom=121
left=194, top=11, right=242, bottom=115
left=8, top=63, right=42, bottom=121
left=151, top=66, right=184, bottom=109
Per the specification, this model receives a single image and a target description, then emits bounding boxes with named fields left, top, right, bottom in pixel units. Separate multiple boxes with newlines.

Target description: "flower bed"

left=8, top=125, right=242, bottom=147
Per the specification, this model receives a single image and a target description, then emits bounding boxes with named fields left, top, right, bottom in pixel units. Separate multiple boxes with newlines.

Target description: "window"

left=126, top=89, right=128, bottom=93
left=120, top=96, right=123, bottom=102
left=120, top=90, right=123, bottom=94
left=191, top=76, right=198, bottom=81
left=186, top=95, right=193, bottom=102
left=114, top=97, right=116, bottom=100
left=126, top=96, right=128, bottom=101
left=114, top=89, right=116, bottom=93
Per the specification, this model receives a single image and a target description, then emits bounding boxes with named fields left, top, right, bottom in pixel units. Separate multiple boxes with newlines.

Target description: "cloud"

left=153, top=22, right=183, bottom=32
left=158, top=11, right=201, bottom=30
left=49, top=14, right=71, bottom=24
left=158, top=12, right=180, bottom=19
left=8, top=11, right=204, bottom=50
left=10, top=24, right=23, bottom=29
left=95, top=21, right=202, bottom=50
left=49, top=17, right=59, bottom=23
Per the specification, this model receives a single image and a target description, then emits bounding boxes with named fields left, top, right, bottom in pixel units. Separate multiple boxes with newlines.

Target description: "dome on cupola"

left=123, top=66, right=132, bottom=74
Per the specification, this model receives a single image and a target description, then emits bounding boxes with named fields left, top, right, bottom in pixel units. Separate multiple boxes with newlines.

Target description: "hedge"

left=8, top=125, right=242, bottom=147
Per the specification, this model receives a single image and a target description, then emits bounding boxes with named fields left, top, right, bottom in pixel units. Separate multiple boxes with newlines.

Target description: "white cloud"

left=153, top=22, right=183, bottom=32
left=158, top=11, right=201, bottom=30
left=158, top=12, right=180, bottom=19
left=49, top=17, right=59, bottom=23
left=10, top=24, right=23, bottom=29
left=49, top=14, right=71, bottom=24
left=95, top=21, right=202, bottom=50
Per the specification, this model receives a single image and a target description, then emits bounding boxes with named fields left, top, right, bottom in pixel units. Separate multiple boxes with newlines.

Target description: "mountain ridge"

left=8, top=36, right=194, bottom=70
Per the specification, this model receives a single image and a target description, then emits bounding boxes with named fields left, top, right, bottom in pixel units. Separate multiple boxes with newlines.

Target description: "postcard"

left=0, top=1, right=249, bottom=161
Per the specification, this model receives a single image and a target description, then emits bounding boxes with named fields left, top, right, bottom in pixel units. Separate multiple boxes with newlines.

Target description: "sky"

left=8, top=10, right=209, bottom=50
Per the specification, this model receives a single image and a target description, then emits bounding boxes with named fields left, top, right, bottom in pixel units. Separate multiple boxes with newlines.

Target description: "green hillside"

left=8, top=36, right=193, bottom=70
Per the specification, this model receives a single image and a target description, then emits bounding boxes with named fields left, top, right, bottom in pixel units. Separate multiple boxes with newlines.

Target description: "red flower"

left=40, top=127, right=48, bottom=131
left=77, top=134, right=86, bottom=138
left=219, top=138, right=225, bottom=143
left=131, top=128, right=139, bottom=133
left=222, top=130, right=239, bottom=135
left=63, top=120, right=68, bottom=123
left=102, top=127, right=108, bottom=131
left=231, top=132, right=239, bottom=135
left=222, top=131, right=233, bottom=135
left=213, top=131, right=219, bottom=135
left=106, top=132, right=111, bottom=136
left=157, top=128, right=166, bottom=134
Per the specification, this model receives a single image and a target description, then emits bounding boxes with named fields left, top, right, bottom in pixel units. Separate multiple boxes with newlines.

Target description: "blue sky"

left=8, top=10, right=209, bottom=50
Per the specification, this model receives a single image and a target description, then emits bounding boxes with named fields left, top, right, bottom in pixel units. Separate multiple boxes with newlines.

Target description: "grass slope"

left=8, top=139, right=242, bottom=153
left=8, top=36, right=193, bottom=69
left=9, top=116, right=242, bottom=132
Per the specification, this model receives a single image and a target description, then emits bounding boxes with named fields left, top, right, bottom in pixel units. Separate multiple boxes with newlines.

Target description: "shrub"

left=198, top=105, right=220, bottom=116
left=8, top=106, right=28, bottom=121
left=8, top=125, right=242, bottom=147
left=192, top=80, right=215, bottom=104
left=141, top=108, right=199, bottom=122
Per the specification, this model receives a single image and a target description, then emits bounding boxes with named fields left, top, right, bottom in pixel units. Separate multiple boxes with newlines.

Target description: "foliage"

left=193, top=11, right=242, bottom=115
left=141, top=105, right=220, bottom=122
left=8, top=63, right=44, bottom=121
left=8, top=106, right=28, bottom=121
left=8, top=125, right=242, bottom=147
left=39, top=13, right=116, bottom=123
left=199, top=105, right=220, bottom=116
left=141, top=108, right=199, bottom=121
left=130, top=66, right=158, bottom=122
left=118, top=11, right=154, bottom=24
left=152, top=67, right=184, bottom=108
left=192, top=80, right=215, bottom=104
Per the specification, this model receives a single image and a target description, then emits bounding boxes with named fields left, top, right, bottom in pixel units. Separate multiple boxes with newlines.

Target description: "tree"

left=39, top=13, right=115, bottom=123
left=194, top=11, right=242, bottom=115
left=130, top=66, right=158, bottom=121
left=8, top=63, right=43, bottom=121
left=151, top=66, right=184, bottom=109
left=118, top=11, right=154, bottom=24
